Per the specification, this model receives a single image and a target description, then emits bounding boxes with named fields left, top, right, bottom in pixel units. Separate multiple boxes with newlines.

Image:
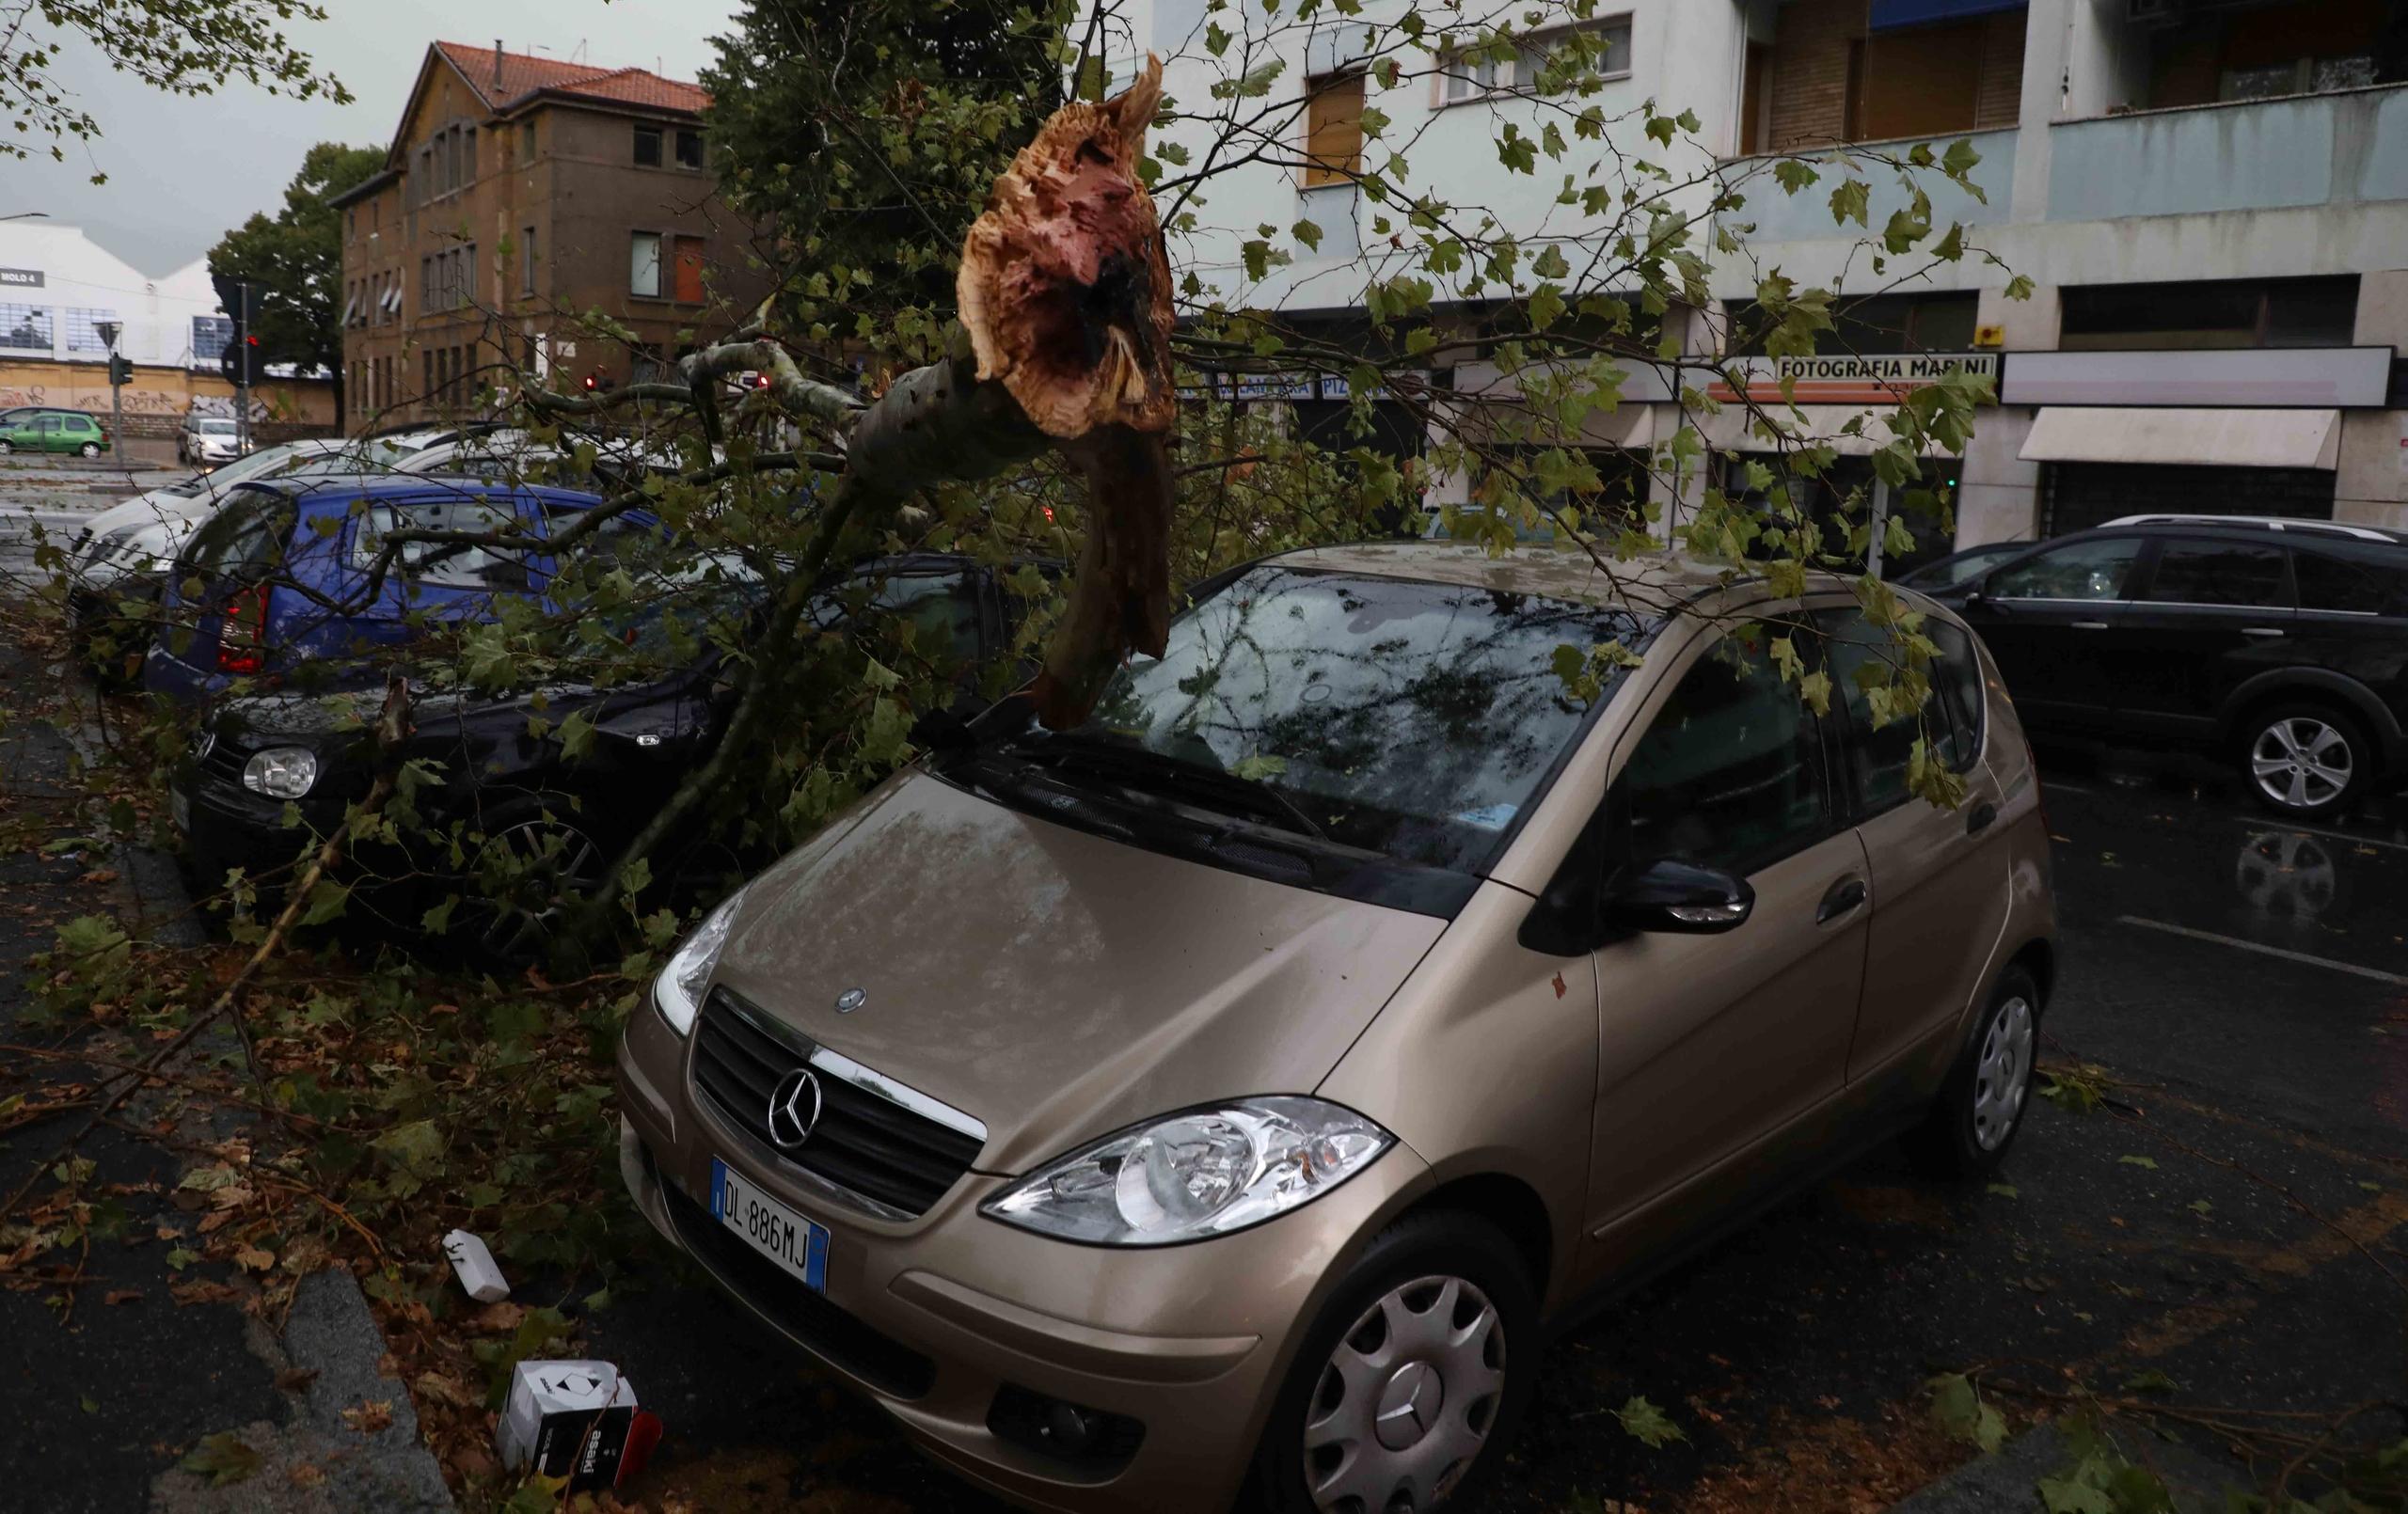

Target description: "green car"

left=0, top=409, right=111, bottom=457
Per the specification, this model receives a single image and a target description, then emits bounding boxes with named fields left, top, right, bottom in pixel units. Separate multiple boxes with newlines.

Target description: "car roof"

left=1261, top=541, right=1825, bottom=622
left=2097, top=513, right=2408, bottom=546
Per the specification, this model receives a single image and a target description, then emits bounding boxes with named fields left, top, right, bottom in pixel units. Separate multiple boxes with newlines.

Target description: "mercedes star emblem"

left=834, top=987, right=866, bottom=1015
left=765, top=1067, right=822, bottom=1150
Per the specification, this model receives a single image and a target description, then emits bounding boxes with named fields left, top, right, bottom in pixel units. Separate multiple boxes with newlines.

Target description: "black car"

left=169, top=552, right=1059, bottom=955
left=1893, top=539, right=2031, bottom=592
left=1922, top=515, right=2408, bottom=818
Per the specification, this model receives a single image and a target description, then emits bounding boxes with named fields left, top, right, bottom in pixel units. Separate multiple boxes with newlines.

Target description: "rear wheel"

left=459, top=805, right=609, bottom=966
left=77, top=440, right=100, bottom=458
left=2241, top=702, right=2369, bottom=820
left=1906, top=965, right=2042, bottom=1180
left=1248, top=1213, right=1535, bottom=1514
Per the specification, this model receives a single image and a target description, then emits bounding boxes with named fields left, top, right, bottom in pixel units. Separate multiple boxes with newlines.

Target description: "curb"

left=1888, top=1425, right=2244, bottom=1514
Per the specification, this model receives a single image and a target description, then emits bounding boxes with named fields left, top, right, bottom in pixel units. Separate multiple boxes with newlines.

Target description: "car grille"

left=693, top=987, right=985, bottom=1220
left=198, top=736, right=249, bottom=785
left=659, top=1180, right=935, bottom=1399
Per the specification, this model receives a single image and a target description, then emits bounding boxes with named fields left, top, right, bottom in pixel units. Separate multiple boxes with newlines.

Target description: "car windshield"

left=1047, top=565, right=1641, bottom=872
left=198, top=419, right=238, bottom=435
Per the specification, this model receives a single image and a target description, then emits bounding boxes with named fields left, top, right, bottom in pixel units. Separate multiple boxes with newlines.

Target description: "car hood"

left=709, top=770, right=1447, bottom=1174
left=85, top=488, right=213, bottom=541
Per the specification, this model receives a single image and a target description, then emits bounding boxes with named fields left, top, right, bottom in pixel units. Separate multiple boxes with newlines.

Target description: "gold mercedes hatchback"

left=617, top=542, right=2056, bottom=1513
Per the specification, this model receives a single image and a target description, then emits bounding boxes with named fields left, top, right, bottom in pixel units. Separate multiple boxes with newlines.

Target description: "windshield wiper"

left=1019, top=732, right=1329, bottom=841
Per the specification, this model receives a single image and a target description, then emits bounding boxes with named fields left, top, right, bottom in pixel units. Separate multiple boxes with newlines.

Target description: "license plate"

left=709, top=1158, right=829, bottom=1292
left=169, top=783, right=191, bottom=834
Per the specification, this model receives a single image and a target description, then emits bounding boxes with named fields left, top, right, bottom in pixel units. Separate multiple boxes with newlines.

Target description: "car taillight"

left=215, top=583, right=271, bottom=674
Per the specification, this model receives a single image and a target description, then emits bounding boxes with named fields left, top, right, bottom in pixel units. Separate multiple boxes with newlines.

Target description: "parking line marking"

left=2235, top=819, right=2408, bottom=855
left=2116, top=916, right=2408, bottom=988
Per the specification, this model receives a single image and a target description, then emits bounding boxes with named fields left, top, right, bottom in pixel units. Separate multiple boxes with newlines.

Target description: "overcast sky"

left=10, top=0, right=742, bottom=275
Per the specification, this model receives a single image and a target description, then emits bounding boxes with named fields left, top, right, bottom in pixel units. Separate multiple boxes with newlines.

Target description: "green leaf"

left=1773, top=158, right=1820, bottom=195
left=556, top=709, right=596, bottom=763
left=2121, top=1369, right=2178, bottom=1396
left=79, top=1395, right=97, bottom=1413
left=180, top=1431, right=261, bottom=1487
left=1829, top=179, right=1870, bottom=228
left=1927, top=1372, right=2007, bottom=1452
left=1988, top=1182, right=2020, bottom=1198
left=372, top=1119, right=444, bottom=1176
left=299, top=880, right=350, bottom=927
left=2036, top=1475, right=2119, bottom=1514
left=1292, top=218, right=1323, bottom=253
left=2187, top=1198, right=2211, bottom=1215
left=1231, top=753, right=1289, bottom=781
left=2117, top=1155, right=2158, bottom=1170
left=1530, top=243, right=1571, bottom=280
left=1614, top=1395, right=1686, bottom=1448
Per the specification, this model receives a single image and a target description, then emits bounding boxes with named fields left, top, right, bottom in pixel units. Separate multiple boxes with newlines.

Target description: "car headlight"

left=652, top=891, right=743, bottom=1036
left=982, top=1097, right=1393, bottom=1246
left=241, top=747, right=318, bottom=798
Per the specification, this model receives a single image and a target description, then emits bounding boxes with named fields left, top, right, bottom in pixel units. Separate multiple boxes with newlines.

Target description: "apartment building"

left=330, top=41, right=765, bottom=431
left=1136, top=0, right=2408, bottom=567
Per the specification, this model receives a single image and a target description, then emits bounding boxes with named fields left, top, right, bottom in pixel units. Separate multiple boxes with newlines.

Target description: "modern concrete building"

left=1133, top=0, right=2408, bottom=566
left=0, top=220, right=231, bottom=371
left=329, top=41, right=767, bottom=432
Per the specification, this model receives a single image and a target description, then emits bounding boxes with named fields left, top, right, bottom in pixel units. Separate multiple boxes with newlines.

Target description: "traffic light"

left=106, top=355, right=134, bottom=386
left=219, top=336, right=261, bottom=387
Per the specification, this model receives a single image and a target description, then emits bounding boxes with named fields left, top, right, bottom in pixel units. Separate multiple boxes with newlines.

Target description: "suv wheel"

left=1906, top=965, right=2042, bottom=1180
left=1248, top=1212, right=1535, bottom=1514
left=2242, top=702, right=2368, bottom=819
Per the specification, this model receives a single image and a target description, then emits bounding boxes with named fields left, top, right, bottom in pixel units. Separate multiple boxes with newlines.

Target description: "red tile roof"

left=433, top=41, right=709, bottom=116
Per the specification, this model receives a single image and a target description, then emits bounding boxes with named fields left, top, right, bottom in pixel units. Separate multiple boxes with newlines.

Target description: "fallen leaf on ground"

left=276, top=1366, right=320, bottom=1393
left=168, top=1279, right=244, bottom=1306
left=341, top=1399, right=394, bottom=1434
left=233, top=1245, right=275, bottom=1272
left=180, top=1430, right=261, bottom=1487
left=103, top=1288, right=142, bottom=1305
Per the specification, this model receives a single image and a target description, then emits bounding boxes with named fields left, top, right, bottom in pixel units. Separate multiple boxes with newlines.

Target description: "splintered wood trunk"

left=956, top=55, right=1178, bottom=728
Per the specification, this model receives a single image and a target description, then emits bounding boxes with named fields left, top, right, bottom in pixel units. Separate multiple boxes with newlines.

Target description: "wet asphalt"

left=583, top=745, right=2408, bottom=1513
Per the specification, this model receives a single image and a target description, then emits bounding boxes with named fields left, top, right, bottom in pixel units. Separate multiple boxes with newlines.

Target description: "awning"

left=1870, top=0, right=2027, bottom=30
left=2019, top=407, right=2340, bottom=470
left=1703, top=403, right=1963, bottom=458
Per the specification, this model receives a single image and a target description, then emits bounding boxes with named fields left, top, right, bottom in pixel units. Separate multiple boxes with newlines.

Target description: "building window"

left=2137, top=1, right=2393, bottom=110
left=65, top=308, right=119, bottom=353
left=1442, top=14, right=1633, bottom=103
left=465, top=126, right=477, bottom=183
left=2061, top=276, right=2360, bottom=352
left=0, top=305, right=53, bottom=351
left=630, top=231, right=663, bottom=297
left=634, top=123, right=662, bottom=167
left=674, top=128, right=704, bottom=168
left=521, top=226, right=537, bottom=294
left=345, top=209, right=356, bottom=243
left=420, top=256, right=434, bottom=310
left=422, top=349, right=433, bottom=401
left=520, top=120, right=535, bottom=165
left=1302, top=72, right=1364, bottom=186
left=1751, top=5, right=2025, bottom=152
left=1723, top=292, right=1979, bottom=356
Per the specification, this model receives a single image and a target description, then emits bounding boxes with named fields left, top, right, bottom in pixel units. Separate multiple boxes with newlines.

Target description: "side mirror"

left=1602, top=858, right=1754, bottom=935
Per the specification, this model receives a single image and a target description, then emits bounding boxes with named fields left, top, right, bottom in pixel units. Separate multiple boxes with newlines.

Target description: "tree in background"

left=0, top=0, right=346, bottom=177
left=206, top=141, right=386, bottom=415
left=700, top=0, right=1062, bottom=330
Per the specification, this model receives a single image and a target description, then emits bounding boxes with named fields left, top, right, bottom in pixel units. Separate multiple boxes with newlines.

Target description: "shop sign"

left=1706, top=352, right=1998, bottom=404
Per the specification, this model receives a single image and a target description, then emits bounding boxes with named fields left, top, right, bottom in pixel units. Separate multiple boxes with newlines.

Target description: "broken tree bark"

left=957, top=55, right=1178, bottom=728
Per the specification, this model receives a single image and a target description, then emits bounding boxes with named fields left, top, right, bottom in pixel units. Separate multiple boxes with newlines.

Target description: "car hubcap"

left=1303, top=1275, right=1504, bottom=1513
left=2251, top=718, right=2352, bottom=811
left=1971, top=995, right=2035, bottom=1151
left=473, top=820, right=605, bottom=959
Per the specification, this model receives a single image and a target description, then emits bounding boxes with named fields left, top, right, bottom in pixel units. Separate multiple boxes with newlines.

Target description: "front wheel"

left=0, top=440, right=13, bottom=455
left=2242, top=702, right=2369, bottom=819
left=1247, top=1213, right=1535, bottom=1514
left=1906, top=965, right=2042, bottom=1180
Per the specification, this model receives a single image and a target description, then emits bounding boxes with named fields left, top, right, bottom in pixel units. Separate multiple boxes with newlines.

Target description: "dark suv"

left=1924, top=514, right=2408, bottom=818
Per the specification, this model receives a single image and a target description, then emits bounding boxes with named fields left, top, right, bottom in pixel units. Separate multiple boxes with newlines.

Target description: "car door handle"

left=1815, top=877, right=1867, bottom=924
left=1965, top=800, right=1999, bottom=837
left=2070, top=620, right=2111, bottom=630
left=2242, top=626, right=2285, bottom=639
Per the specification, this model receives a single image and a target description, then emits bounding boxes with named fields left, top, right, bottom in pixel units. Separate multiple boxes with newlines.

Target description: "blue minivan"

left=143, top=475, right=625, bottom=705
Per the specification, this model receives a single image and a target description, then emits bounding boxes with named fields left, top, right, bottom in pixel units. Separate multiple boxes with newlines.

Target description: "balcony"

left=2045, top=83, right=2408, bottom=223
left=1721, top=127, right=2018, bottom=247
